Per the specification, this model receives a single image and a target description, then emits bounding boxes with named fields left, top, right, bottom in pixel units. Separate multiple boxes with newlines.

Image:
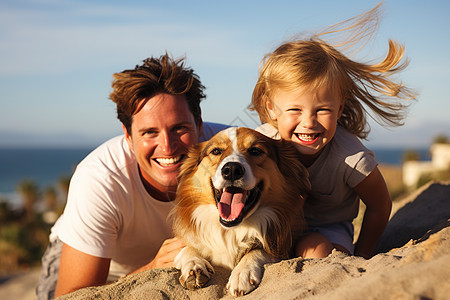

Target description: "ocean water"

left=0, top=148, right=93, bottom=206
left=0, top=146, right=430, bottom=205
left=371, top=147, right=430, bottom=166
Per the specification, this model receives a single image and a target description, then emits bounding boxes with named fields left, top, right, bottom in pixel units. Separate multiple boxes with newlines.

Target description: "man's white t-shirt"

left=51, top=122, right=228, bottom=280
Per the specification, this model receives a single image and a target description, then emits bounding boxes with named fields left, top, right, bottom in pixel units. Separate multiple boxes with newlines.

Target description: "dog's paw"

left=226, top=263, right=262, bottom=296
left=175, top=248, right=214, bottom=290
left=181, top=266, right=212, bottom=290
left=226, top=249, right=276, bottom=296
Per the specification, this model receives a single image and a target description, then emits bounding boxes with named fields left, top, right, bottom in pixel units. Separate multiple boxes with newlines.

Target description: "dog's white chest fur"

left=188, top=204, right=266, bottom=269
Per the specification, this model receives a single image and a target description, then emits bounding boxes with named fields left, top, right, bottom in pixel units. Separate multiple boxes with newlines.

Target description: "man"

left=36, top=54, right=228, bottom=299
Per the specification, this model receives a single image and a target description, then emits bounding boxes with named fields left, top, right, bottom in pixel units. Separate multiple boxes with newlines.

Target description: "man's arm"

left=55, top=237, right=185, bottom=296
left=55, top=243, right=111, bottom=297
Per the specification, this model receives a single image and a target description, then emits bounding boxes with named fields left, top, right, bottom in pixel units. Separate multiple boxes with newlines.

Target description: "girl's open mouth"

left=295, top=133, right=320, bottom=145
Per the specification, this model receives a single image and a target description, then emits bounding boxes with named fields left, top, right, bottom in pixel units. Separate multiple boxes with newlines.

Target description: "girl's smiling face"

left=266, top=85, right=344, bottom=165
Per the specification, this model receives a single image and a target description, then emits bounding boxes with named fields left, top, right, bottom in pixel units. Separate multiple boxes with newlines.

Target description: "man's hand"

left=128, top=237, right=186, bottom=275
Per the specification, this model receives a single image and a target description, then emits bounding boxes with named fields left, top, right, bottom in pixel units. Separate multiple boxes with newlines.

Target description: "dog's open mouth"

left=212, top=181, right=264, bottom=227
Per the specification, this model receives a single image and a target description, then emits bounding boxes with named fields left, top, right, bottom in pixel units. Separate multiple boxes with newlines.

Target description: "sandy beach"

left=2, top=181, right=449, bottom=300
left=61, top=181, right=450, bottom=300
left=0, top=268, right=40, bottom=300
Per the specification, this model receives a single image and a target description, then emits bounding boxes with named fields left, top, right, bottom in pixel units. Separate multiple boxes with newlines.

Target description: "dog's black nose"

left=222, top=162, right=245, bottom=181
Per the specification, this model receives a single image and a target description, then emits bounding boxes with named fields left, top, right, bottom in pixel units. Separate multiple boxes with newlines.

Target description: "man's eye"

left=175, top=125, right=189, bottom=132
left=248, top=147, right=263, bottom=156
left=144, top=131, right=158, bottom=136
left=210, top=148, right=223, bottom=155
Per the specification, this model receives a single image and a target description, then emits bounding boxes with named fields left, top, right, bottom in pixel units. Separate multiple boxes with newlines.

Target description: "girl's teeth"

left=156, top=156, right=181, bottom=166
left=298, top=133, right=317, bottom=141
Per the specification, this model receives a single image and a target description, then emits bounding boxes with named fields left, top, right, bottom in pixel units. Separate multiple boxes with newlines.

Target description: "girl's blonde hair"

left=249, top=3, right=416, bottom=139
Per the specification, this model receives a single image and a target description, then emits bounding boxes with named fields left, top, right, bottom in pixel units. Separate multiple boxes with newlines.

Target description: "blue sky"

left=1, top=0, right=449, bottom=148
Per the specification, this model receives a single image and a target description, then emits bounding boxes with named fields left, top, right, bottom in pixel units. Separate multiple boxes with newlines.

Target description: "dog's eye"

left=248, top=147, right=264, bottom=156
left=210, top=148, right=223, bottom=156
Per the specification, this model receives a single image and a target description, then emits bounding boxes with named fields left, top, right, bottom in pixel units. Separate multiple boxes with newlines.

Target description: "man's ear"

left=265, top=100, right=277, bottom=121
left=197, top=118, right=203, bottom=139
left=196, top=107, right=203, bottom=139
left=122, top=124, right=133, bottom=151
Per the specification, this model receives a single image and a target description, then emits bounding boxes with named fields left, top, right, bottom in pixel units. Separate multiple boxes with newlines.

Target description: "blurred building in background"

left=403, top=143, right=450, bottom=188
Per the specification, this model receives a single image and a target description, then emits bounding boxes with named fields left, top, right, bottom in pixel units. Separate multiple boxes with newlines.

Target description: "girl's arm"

left=353, top=167, right=392, bottom=259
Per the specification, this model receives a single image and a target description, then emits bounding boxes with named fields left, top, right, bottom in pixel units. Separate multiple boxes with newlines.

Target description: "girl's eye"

left=210, top=148, right=223, bottom=155
left=317, top=108, right=332, bottom=114
left=248, top=147, right=264, bottom=156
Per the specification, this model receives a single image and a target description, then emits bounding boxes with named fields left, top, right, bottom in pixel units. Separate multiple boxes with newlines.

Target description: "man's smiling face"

left=124, top=93, right=202, bottom=201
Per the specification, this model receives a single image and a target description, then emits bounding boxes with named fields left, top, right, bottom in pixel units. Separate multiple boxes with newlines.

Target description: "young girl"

left=249, top=4, right=416, bottom=259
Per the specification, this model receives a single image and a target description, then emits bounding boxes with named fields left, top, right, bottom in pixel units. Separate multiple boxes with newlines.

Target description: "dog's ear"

left=178, top=141, right=207, bottom=180
left=274, top=140, right=311, bottom=194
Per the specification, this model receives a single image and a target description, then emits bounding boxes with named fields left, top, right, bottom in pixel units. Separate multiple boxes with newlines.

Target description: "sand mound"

left=59, top=182, right=450, bottom=300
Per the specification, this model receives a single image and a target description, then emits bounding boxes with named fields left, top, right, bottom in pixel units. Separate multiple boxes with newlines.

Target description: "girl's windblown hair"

left=250, top=2, right=416, bottom=139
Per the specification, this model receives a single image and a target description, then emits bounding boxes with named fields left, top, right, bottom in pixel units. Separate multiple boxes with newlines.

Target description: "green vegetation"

left=0, top=176, right=69, bottom=275
left=416, top=167, right=450, bottom=189
left=402, top=150, right=421, bottom=162
left=0, top=204, right=49, bottom=273
left=433, top=134, right=448, bottom=144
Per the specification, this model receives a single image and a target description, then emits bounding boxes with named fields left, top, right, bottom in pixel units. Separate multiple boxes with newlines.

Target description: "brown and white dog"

left=172, top=127, right=310, bottom=296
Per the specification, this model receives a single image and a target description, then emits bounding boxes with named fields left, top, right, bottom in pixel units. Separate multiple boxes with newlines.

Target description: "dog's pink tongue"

left=218, top=189, right=246, bottom=221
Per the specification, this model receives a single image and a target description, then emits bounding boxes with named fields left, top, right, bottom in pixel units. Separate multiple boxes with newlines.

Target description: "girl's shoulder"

left=332, top=126, right=372, bottom=155
left=312, top=127, right=377, bottom=188
left=255, top=123, right=280, bottom=139
left=325, top=126, right=377, bottom=172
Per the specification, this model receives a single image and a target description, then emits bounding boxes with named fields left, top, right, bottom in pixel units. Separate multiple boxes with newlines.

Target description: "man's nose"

left=159, top=131, right=176, bottom=154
